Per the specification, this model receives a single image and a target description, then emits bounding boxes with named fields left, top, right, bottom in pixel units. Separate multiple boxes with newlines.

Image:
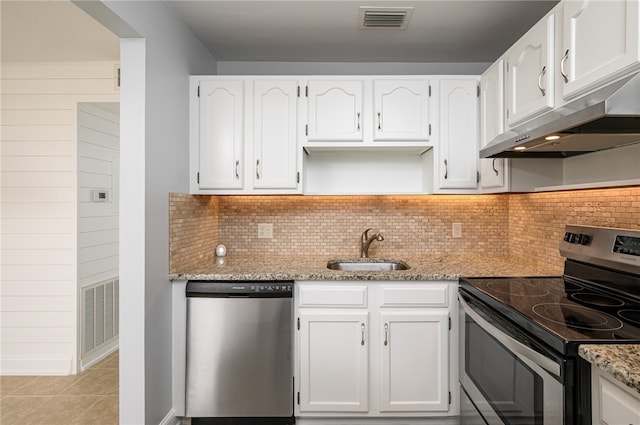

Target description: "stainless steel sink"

left=327, top=259, right=410, bottom=271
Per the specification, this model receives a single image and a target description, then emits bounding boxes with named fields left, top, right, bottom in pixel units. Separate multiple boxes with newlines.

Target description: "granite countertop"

left=580, top=344, right=640, bottom=394
left=169, top=254, right=559, bottom=281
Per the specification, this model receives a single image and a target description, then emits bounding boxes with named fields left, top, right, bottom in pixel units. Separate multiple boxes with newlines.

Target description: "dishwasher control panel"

left=186, top=280, right=293, bottom=298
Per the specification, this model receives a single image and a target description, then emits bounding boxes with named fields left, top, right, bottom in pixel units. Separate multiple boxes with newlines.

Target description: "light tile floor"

left=0, top=351, right=118, bottom=425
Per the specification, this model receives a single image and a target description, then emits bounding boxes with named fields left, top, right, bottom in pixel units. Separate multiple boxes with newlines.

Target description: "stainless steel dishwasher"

left=185, top=280, right=294, bottom=424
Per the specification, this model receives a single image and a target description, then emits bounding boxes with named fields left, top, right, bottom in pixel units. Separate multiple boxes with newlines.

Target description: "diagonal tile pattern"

left=0, top=351, right=119, bottom=425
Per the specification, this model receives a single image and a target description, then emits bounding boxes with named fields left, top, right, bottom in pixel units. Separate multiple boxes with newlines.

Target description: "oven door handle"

left=459, top=293, right=561, bottom=378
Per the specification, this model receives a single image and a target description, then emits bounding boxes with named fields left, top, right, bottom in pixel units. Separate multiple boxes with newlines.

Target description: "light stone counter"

left=168, top=254, right=559, bottom=282
left=580, top=344, right=640, bottom=394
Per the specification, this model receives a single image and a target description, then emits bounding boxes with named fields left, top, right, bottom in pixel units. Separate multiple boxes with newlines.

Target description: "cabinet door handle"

left=377, top=112, right=381, bottom=130
left=560, top=49, right=570, bottom=83
left=235, top=160, right=240, bottom=180
left=361, top=323, right=366, bottom=346
left=384, top=323, right=389, bottom=346
left=357, top=112, right=361, bottom=131
left=537, top=66, right=546, bottom=96
left=256, top=159, right=261, bottom=180
left=492, top=158, right=499, bottom=176
left=444, top=159, right=448, bottom=180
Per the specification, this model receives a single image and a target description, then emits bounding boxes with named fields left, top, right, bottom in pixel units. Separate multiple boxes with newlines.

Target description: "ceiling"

left=0, top=1, right=120, bottom=62
left=1, top=0, right=558, bottom=64
left=167, top=0, right=559, bottom=63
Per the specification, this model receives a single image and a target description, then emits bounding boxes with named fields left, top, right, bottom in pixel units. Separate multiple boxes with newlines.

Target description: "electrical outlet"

left=452, top=223, right=462, bottom=238
left=258, top=223, right=273, bottom=239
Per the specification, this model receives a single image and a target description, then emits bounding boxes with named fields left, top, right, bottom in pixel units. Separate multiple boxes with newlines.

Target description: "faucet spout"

left=360, top=228, right=384, bottom=258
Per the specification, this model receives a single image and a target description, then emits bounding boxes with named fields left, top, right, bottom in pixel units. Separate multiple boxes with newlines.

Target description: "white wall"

left=77, top=103, right=119, bottom=288
left=217, top=61, right=491, bottom=75
left=77, top=103, right=120, bottom=368
left=0, top=62, right=119, bottom=375
left=76, top=2, right=218, bottom=424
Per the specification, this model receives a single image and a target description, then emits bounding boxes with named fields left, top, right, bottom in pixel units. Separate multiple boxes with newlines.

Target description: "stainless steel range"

left=459, top=225, right=640, bottom=425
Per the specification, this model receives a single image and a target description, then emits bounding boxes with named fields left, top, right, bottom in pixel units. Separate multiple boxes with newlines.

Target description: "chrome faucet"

left=360, top=228, right=384, bottom=258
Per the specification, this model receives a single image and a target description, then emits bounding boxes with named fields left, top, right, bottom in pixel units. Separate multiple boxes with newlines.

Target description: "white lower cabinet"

left=295, top=281, right=457, bottom=419
left=298, top=310, right=370, bottom=412
left=379, top=309, right=449, bottom=412
left=591, top=364, right=640, bottom=425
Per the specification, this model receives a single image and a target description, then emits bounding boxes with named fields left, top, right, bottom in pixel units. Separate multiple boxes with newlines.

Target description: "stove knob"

left=578, top=234, right=591, bottom=245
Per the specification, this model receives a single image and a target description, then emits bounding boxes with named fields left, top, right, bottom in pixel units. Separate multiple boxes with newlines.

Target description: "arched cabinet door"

left=505, top=13, right=555, bottom=127
left=198, top=80, right=244, bottom=190
left=373, top=80, right=431, bottom=141
left=438, top=79, right=479, bottom=191
left=480, top=59, right=509, bottom=192
left=307, top=80, right=364, bottom=142
left=561, top=0, right=640, bottom=100
left=253, top=80, right=299, bottom=190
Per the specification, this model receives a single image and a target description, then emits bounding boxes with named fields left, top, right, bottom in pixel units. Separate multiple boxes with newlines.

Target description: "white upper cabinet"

left=192, top=77, right=301, bottom=194
left=253, top=80, right=299, bottom=190
left=307, top=80, right=364, bottom=142
left=506, top=13, right=555, bottom=127
left=480, top=59, right=509, bottom=192
left=373, top=80, right=431, bottom=141
left=198, top=80, right=244, bottom=190
left=437, top=78, right=480, bottom=191
left=561, top=0, right=640, bottom=99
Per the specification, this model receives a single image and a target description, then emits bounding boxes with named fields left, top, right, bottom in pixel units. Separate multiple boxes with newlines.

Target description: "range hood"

left=480, top=72, right=640, bottom=158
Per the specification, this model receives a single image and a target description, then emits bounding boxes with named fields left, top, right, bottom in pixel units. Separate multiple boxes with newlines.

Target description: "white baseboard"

left=80, top=338, right=119, bottom=371
left=1, top=355, right=73, bottom=376
left=159, top=408, right=180, bottom=425
left=296, top=418, right=460, bottom=425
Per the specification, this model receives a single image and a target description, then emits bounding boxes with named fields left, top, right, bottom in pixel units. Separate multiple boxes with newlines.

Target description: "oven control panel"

left=560, top=225, right=640, bottom=274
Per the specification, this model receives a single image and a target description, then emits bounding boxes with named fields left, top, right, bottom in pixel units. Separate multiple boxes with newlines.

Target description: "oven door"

left=459, top=290, right=564, bottom=425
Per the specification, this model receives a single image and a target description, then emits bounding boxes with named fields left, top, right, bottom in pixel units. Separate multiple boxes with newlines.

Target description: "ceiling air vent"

left=358, top=6, right=414, bottom=30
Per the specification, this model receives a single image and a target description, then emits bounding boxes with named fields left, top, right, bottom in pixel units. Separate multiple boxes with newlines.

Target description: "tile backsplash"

left=169, top=186, right=640, bottom=274
left=509, top=186, right=640, bottom=272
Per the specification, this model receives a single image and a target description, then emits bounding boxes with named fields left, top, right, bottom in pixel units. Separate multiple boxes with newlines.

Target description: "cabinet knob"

left=444, top=159, right=448, bottom=180
left=361, top=323, right=366, bottom=346
left=377, top=112, right=382, bottom=130
left=235, top=160, right=240, bottom=180
left=492, top=158, right=499, bottom=176
left=256, top=159, right=261, bottom=180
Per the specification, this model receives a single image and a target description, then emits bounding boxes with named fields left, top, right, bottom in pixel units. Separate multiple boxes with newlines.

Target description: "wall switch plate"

left=258, top=223, right=273, bottom=239
left=452, top=223, right=463, bottom=238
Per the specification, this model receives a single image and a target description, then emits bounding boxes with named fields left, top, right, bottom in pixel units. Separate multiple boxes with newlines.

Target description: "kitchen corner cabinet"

left=435, top=78, right=480, bottom=192
left=591, top=364, right=640, bottom=424
left=295, top=281, right=457, bottom=418
left=479, top=59, right=509, bottom=192
left=562, top=0, right=640, bottom=100
left=373, top=80, right=431, bottom=141
left=190, top=77, right=301, bottom=194
left=306, top=80, right=364, bottom=142
left=505, top=13, right=555, bottom=127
